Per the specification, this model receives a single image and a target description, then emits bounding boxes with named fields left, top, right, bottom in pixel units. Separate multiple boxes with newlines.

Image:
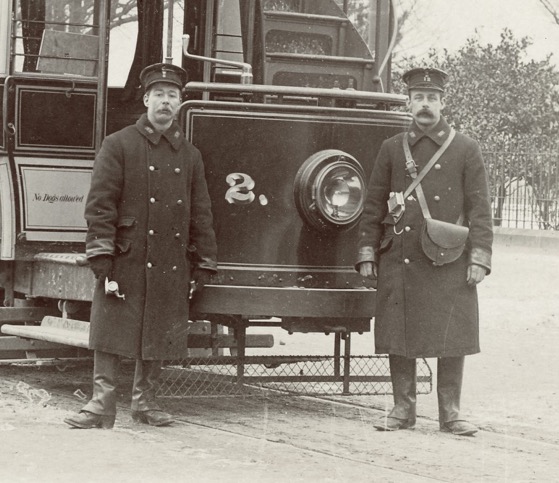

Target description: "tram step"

left=1, top=316, right=90, bottom=348
left=1, top=317, right=274, bottom=350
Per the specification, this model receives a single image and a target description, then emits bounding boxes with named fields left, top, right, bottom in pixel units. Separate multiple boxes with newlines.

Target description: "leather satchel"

left=402, top=130, right=469, bottom=266
left=421, top=218, right=469, bottom=266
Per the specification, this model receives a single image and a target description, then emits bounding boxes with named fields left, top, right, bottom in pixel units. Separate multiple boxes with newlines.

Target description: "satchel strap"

left=402, top=129, right=455, bottom=219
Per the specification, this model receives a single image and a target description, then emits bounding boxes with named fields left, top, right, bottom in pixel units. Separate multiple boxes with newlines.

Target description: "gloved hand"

left=467, top=264, right=487, bottom=287
left=88, top=255, right=113, bottom=279
left=358, top=261, right=378, bottom=279
left=357, top=261, right=378, bottom=289
left=191, top=268, right=212, bottom=293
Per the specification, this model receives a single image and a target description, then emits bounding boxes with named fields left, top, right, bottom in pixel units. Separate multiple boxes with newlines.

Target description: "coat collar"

left=407, top=117, right=451, bottom=147
left=136, top=113, right=183, bottom=151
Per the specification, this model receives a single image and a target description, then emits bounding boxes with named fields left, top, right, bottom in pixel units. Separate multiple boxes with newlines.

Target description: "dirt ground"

left=1, top=239, right=558, bottom=482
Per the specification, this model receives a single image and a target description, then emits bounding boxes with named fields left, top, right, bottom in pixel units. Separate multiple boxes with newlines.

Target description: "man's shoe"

left=132, top=409, right=174, bottom=427
left=374, top=416, right=415, bottom=431
left=64, top=411, right=115, bottom=429
left=441, top=420, right=478, bottom=436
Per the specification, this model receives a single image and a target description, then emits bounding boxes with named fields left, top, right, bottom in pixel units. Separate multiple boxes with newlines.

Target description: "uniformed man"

left=356, top=67, right=493, bottom=436
left=65, top=63, right=218, bottom=429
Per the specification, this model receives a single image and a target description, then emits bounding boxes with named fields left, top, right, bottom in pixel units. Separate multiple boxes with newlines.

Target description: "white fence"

left=485, top=151, right=559, bottom=230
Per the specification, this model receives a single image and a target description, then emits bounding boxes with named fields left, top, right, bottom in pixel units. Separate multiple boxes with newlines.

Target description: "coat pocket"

left=115, top=238, right=131, bottom=255
left=117, top=216, right=136, bottom=228
left=115, top=216, right=135, bottom=255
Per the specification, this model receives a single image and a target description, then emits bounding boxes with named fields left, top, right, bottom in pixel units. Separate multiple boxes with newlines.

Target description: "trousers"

left=82, top=350, right=163, bottom=416
left=388, top=354, right=465, bottom=427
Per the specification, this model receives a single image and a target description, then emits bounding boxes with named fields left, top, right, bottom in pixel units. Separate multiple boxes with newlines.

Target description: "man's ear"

left=143, top=93, right=149, bottom=107
left=440, top=95, right=446, bottom=110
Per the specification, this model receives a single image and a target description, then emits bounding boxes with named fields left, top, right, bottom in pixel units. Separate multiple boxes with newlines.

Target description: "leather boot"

left=64, top=411, right=115, bottom=429
left=64, top=350, right=119, bottom=428
left=374, top=355, right=416, bottom=431
left=131, top=359, right=174, bottom=426
left=438, top=356, right=477, bottom=436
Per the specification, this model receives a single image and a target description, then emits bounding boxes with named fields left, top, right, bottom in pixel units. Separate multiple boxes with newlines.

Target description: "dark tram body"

left=0, top=0, right=412, bottom=378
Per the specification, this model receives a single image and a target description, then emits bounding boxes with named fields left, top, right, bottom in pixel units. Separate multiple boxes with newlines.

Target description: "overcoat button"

left=174, top=168, right=181, bottom=174
left=434, top=195, right=441, bottom=201
left=177, top=199, right=183, bottom=205
left=150, top=197, right=156, bottom=204
left=172, top=266, right=177, bottom=271
left=149, top=166, right=155, bottom=171
left=404, top=226, right=411, bottom=232
left=435, top=164, right=441, bottom=170
left=147, top=262, right=153, bottom=268
left=175, top=233, right=180, bottom=238
left=148, top=229, right=154, bottom=235
left=404, top=258, right=410, bottom=264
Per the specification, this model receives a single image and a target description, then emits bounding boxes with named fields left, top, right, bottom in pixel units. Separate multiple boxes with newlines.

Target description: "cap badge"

left=161, top=67, right=167, bottom=78
left=423, top=73, right=431, bottom=82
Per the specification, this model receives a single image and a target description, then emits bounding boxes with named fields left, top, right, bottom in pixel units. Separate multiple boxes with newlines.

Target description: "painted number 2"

left=225, top=173, right=256, bottom=205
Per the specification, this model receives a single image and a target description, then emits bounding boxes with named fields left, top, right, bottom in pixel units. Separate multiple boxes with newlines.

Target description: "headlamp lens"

left=294, top=150, right=365, bottom=231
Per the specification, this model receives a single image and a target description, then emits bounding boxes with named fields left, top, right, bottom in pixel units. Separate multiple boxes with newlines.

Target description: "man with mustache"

left=356, top=67, right=493, bottom=436
left=65, top=63, right=217, bottom=429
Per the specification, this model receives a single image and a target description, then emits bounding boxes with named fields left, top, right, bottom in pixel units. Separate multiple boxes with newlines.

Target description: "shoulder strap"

left=402, top=129, right=455, bottom=218
left=403, top=129, right=455, bottom=198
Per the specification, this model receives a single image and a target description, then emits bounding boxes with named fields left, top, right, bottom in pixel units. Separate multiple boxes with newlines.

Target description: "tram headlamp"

left=294, top=150, right=366, bottom=231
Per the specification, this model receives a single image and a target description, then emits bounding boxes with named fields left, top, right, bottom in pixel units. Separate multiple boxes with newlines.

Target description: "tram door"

left=1, top=1, right=185, bottom=258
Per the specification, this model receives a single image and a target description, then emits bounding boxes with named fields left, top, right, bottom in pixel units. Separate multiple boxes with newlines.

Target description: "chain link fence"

left=485, top=150, right=559, bottom=230
left=157, top=356, right=432, bottom=398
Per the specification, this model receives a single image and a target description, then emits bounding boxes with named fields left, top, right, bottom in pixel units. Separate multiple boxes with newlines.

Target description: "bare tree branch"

left=538, top=0, right=559, bottom=25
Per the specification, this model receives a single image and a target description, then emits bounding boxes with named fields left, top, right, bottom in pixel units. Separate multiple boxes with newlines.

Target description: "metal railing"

left=485, top=151, right=559, bottom=230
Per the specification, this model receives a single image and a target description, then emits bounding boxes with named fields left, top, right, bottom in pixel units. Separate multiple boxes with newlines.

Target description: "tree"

left=392, top=29, right=559, bottom=152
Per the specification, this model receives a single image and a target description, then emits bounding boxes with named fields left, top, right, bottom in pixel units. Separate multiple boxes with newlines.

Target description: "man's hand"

left=88, top=255, right=113, bottom=279
left=358, top=261, right=378, bottom=279
left=191, top=268, right=213, bottom=294
left=467, top=264, right=487, bottom=287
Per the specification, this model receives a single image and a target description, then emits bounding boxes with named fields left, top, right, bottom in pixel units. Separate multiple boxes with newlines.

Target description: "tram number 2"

left=225, top=173, right=255, bottom=205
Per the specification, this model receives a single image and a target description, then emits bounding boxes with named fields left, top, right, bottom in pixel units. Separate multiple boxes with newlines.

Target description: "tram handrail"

left=2, top=75, right=14, bottom=138
left=182, top=34, right=253, bottom=85
left=183, top=81, right=408, bottom=106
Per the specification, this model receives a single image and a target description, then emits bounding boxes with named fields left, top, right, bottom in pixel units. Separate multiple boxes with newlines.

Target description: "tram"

left=0, top=0, right=413, bottom=389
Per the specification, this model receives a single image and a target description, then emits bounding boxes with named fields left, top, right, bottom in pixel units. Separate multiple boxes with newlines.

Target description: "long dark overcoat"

left=85, top=114, right=217, bottom=360
left=357, top=117, right=493, bottom=358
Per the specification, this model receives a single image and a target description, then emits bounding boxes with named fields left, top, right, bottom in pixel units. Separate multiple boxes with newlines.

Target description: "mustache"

left=417, top=109, right=434, bottom=117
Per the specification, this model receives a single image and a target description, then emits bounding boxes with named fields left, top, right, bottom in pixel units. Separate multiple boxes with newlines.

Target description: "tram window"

left=108, top=2, right=185, bottom=89
left=107, top=2, right=138, bottom=88
left=13, top=0, right=99, bottom=74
